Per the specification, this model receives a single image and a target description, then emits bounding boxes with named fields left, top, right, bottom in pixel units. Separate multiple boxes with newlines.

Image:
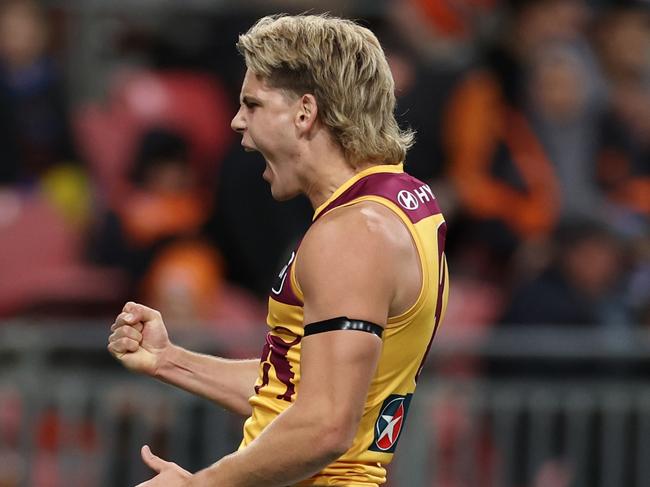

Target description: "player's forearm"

left=155, top=344, right=258, bottom=416
left=188, top=404, right=350, bottom=486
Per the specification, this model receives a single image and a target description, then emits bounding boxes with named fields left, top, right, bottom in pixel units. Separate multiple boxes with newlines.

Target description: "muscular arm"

left=108, top=303, right=258, bottom=417
left=156, top=346, right=258, bottom=417
left=188, top=203, right=408, bottom=486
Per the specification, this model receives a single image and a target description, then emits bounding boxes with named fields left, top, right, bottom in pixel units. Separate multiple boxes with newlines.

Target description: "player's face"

left=231, top=70, right=303, bottom=201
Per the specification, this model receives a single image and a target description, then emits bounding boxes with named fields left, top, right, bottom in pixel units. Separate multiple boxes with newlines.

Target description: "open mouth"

left=241, top=139, right=257, bottom=152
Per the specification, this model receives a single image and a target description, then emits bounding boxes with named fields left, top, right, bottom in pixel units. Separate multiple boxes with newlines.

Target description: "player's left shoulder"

left=298, top=200, right=412, bottom=286
left=297, top=201, right=405, bottom=325
left=311, top=201, right=410, bottom=256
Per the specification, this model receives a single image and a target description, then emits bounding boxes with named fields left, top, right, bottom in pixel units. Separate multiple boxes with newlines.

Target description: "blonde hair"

left=236, top=14, right=414, bottom=167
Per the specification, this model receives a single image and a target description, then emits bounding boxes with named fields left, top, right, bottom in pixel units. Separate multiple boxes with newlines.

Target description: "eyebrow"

left=241, top=95, right=262, bottom=106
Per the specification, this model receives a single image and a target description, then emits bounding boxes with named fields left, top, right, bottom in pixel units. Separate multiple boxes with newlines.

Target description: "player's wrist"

left=152, top=341, right=180, bottom=379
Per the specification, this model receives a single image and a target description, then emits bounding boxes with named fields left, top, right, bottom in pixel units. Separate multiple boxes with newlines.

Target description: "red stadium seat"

left=0, top=190, right=125, bottom=316
left=74, top=69, right=233, bottom=207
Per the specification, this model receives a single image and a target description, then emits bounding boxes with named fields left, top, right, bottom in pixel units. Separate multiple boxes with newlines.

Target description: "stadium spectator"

left=441, top=0, right=594, bottom=275
left=525, top=42, right=606, bottom=221
left=594, top=1, right=650, bottom=84
left=376, top=16, right=460, bottom=187
left=91, top=129, right=211, bottom=289
left=89, top=128, right=266, bottom=330
left=389, top=0, right=498, bottom=66
left=500, top=219, right=631, bottom=327
left=593, top=3, right=650, bottom=232
left=140, top=237, right=267, bottom=338
left=0, top=0, right=78, bottom=186
left=0, top=0, right=92, bottom=234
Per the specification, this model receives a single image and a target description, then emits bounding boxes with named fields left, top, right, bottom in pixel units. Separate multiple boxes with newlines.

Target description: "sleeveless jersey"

left=239, top=164, right=449, bottom=486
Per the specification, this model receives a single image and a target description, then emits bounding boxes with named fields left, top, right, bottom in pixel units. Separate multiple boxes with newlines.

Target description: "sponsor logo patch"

left=369, top=393, right=412, bottom=453
left=397, top=185, right=436, bottom=211
left=397, top=190, right=419, bottom=210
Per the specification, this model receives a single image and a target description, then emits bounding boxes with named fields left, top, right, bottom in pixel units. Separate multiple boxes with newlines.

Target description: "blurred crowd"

left=0, top=0, right=647, bottom=337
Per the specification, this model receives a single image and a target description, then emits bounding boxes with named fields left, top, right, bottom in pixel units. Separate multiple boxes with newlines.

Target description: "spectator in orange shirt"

left=91, top=129, right=211, bottom=287
left=444, top=0, right=594, bottom=245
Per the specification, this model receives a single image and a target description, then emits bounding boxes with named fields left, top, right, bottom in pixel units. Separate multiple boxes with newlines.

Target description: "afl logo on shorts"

left=370, top=394, right=412, bottom=453
left=397, top=190, right=419, bottom=210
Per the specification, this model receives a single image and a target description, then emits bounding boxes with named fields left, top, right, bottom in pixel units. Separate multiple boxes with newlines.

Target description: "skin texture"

left=107, top=70, right=421, bottom=486
left=108, top=302, right=258, bottom=417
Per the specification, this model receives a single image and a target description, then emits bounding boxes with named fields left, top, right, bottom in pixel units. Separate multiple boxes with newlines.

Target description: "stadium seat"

left=0, top=190, right=125, bottom=316
left=74, top=69, right=233, bottom=207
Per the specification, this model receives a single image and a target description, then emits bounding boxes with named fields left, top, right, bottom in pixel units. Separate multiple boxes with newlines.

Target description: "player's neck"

left=299, top=139, right=358, bottom=209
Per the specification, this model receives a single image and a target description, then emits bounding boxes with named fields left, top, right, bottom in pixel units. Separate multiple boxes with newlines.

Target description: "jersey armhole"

left=302, top=195, right=430, bottom=326
left=358, top=197, right=430, bottom=325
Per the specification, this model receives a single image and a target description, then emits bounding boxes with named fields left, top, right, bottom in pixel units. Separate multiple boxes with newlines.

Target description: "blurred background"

left=0, top=0, right=647, bottom=485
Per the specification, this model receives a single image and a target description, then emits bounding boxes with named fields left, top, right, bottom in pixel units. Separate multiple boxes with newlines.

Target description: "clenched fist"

left=108, top=301, right=172, bottom=376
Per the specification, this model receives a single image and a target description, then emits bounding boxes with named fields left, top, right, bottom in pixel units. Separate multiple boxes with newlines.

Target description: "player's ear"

left=296, top=94, right=318, bottom=133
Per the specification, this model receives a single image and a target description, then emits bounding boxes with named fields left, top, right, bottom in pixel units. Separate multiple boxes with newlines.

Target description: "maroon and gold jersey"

left=239, top=164, right=449, bottom=486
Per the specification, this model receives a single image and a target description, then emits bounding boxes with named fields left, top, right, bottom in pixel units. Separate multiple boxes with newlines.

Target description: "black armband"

left=303, top=317, right=383, bottom=338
